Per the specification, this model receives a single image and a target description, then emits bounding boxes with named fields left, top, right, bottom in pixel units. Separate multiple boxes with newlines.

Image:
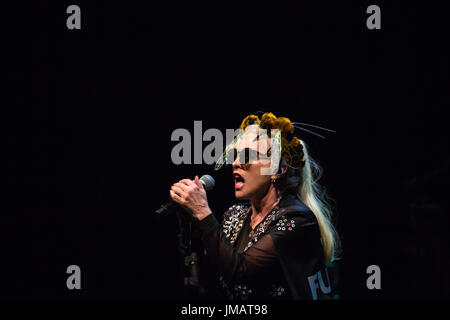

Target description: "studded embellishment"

left=219, top=276, right=253, bottom=300
left=222, top=204, right=250, bottom=245
left=275, top=216, right=296, bottom=232
left=271, top=284, right=286, bottom=297
left=233, top=284, right=253, bottom=300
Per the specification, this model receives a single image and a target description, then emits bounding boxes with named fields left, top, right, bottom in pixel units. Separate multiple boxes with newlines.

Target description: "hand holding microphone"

left=169, top=175, right=214, bottom=221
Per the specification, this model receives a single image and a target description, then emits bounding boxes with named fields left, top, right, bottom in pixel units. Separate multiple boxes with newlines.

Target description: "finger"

left=173, top=182, right=189, bottom=192
left=181, top=179, right=197, bottom=189
left=194, top=176, right=203, bottom=189
left=171, top=185, right=187, bottom=198
left=182, top=177, right=204, bottom=194
left=170, top=190, right=182, bottom=203
left=169, top=189, right=176, bottom=200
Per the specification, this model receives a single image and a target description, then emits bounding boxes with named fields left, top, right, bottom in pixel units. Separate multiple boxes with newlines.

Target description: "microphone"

left=155, top=175, right=215, bottom=215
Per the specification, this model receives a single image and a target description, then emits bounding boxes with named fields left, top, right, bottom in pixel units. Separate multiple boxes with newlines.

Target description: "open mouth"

left=233, top=173, right=245, bottom=190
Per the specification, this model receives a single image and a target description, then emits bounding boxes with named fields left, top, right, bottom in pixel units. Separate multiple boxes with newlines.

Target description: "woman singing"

left=170, top=112, right=340, bottom=300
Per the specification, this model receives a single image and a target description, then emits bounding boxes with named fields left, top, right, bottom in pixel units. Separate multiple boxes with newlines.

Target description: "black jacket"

left=198, top=193, right=333, bottom=300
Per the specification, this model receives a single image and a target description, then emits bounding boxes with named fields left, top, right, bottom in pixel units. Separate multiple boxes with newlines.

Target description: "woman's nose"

left=232, top=156, right=241, bottom=169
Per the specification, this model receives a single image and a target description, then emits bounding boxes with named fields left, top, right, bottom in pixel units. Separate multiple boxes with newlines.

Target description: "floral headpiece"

left=215, top=112, right=334, bottom=171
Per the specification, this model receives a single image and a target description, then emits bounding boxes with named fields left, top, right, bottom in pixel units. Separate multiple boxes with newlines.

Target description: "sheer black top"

left=198, top=193, right=333, bottom=300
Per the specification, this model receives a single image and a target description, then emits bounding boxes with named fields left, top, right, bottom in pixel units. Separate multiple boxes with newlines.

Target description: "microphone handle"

left=155, top=200, right=175, bottom=215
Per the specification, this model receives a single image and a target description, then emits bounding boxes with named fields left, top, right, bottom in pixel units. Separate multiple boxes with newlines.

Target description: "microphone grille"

left=200, top=175, right=215, bottom=191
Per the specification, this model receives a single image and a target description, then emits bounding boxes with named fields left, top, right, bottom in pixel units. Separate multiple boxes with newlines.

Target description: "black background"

left=4, top=1, right=449, bottom=300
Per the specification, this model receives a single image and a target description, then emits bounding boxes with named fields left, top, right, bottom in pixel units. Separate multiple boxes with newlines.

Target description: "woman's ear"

left=274, top=160, right=288, bottom=179
left=281, top=162, right=288, bottom=175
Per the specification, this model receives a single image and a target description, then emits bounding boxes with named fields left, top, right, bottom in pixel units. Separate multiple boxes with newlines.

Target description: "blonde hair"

left=297, top=141, right=341, bottom=264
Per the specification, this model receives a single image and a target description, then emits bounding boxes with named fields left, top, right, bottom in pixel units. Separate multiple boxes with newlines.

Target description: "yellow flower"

left=290, top=136, right=301, bottom=148
left=260, top=112, right=277, bottom=130
left=274, top=117, right=294, bottom=136
left=240, top=114, right=260, bottom=129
